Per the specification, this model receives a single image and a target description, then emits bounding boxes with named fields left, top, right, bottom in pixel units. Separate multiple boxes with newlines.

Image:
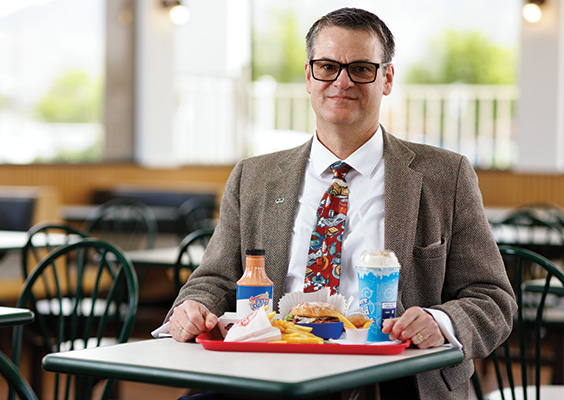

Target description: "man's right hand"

left=169, top=300, right=218, bottom=342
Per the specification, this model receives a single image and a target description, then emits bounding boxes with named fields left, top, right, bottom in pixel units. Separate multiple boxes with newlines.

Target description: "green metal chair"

left=10, top=239, right=138, bottom=400
left=21, top=222, right=90, bottom=279
left=509, top=203, right=564, bottom=229
left=0, top=351, right=38, bottom=400
left=174, top=228, right=214, bottom=291
left=491, top=213, right=564, bottom=264
left=175, top=197, right=217, bottom=242
left=83, top=198, right=158, bottom=251
left=472, top=245, right=564, bottom=399
left=19, top=222, right=90, bottom=392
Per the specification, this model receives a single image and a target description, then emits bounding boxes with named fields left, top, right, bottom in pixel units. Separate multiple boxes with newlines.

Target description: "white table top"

left=126, top=247, right=178, bottom=268
left=0, top=230, right=29, bottom=250
left=0, top=306, right=34, bottom=327
left=126, top=245, right=203, bottom=269
left=0, top=230, right=80, bottom=251
left=43, top=338, right=463, bottom=397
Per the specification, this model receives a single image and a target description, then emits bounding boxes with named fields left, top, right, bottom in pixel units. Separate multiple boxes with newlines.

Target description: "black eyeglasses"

left=309, top=59, right=391, bottom=84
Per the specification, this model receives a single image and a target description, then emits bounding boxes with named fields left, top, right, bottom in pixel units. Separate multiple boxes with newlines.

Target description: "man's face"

left=305, top=26, right=394, bottom=132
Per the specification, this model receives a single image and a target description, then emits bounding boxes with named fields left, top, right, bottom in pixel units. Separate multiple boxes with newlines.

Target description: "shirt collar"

left=311, top=125, right=384, bottom=178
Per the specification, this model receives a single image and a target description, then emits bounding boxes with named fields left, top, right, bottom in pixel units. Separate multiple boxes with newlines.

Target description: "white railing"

left=248, top=79, right=519, bottom=169
left=172, top=76, right=519, bottom=169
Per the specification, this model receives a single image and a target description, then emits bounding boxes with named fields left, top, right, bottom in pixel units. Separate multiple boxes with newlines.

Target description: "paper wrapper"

left=224, top=308, right=281, bottom=343
left=277, top=287, right=350, bottom=317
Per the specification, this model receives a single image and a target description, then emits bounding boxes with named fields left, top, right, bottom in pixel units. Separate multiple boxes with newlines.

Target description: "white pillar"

left=134, top=0, right=250, bottom=167
left=515, top=0, right=564, bottom=172
left=134, top=0, right=176, bottom=167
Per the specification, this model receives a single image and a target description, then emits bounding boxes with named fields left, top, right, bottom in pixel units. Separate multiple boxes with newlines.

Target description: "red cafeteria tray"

left=195, top=332, right=410, bottom=355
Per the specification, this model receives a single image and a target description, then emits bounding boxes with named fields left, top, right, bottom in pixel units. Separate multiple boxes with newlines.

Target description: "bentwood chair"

left=491, top=213, right=564, bottom=265
left=472, top=245, right=564, bottom=400
left=0, top=351, right=38, bottom=400
left=508, top=203, right=564, bottom=229
left=174, top=228, right=214, bottom=291
left=10, top=239, right=138, bottom=400
left=175, top=197, right=217, bottom=241
left=18, top=222, right=90, bottom=391
left=21, top=222, right=90, bottom=279
left=83, top=198, right=158, bottom=251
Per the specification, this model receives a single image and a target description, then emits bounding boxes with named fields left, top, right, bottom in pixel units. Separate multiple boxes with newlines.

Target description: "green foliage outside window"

left=252, top=10, right=515, bottom=87
left=35, top=69, right=102, bottom=123
left=404, top=30, right=516, bottom=84
left=252, top=9, right=306, bottom=83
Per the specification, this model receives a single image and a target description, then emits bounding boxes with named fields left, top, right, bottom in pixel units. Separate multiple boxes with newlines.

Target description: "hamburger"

left=284, top=301, right=341, bottom=324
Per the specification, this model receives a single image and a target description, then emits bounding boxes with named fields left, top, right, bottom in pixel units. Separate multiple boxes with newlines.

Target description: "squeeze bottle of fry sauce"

left=236, top=249, right=273, bottom=317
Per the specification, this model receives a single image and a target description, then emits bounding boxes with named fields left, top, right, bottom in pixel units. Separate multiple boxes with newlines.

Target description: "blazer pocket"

left=413, top=237, right=446, bottom=260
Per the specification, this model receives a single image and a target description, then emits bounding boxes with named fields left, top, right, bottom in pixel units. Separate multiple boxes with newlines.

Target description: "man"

left=166, top=8, right=516, bottom=399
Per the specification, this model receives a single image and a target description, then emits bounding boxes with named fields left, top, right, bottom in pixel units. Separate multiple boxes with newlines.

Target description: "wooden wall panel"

left=0, top=164, right=563, bottom=209
left=0, top=164, right=234, bottom=205
left=477, top=170, right=564, bottom=207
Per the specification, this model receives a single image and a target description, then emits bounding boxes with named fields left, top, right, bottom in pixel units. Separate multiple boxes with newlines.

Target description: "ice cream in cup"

left=356, top=250, right=401, bottom=342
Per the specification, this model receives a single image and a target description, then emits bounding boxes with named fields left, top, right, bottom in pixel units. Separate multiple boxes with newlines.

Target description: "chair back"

left=83, top=198, right=158, bottom=250
left=10, top=239, right=139, bottom=400
left=509, top=203, right=564, bottom=228
left=0, top=197, right=36, bottom=231
left=0, top=352, right=38, bottom=400
left=174, top=228, right=214, bottom=291
left=491, top=213, right=564, bottom=263
left=472, top=245, right=564, bottom=400
left=175, top=197, right=217, bottom=240
left=21, top=222, right=90, bottom=279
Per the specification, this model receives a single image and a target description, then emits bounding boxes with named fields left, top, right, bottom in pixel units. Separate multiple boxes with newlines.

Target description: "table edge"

left=43, top=347, right=464, bottom=398
left=0, top=308, right=35, bottom=327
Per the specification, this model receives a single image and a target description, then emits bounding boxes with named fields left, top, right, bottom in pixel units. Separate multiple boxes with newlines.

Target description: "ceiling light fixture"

left=161, top=0, right=190, bottom=25
left=522, top=0, right=545, bottom=24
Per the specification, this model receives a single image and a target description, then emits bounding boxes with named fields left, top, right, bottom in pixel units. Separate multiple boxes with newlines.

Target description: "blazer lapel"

left=263, top=139, right=312, bottom=301
left=383, top=130, right=423, bottom=314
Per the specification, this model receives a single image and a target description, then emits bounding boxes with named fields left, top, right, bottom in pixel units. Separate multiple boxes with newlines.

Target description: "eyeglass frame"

left=308, top=59, right=391, bottom=84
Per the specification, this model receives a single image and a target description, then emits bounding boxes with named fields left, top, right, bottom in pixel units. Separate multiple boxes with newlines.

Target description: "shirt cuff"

left=424, top=308, right=463, bottom=349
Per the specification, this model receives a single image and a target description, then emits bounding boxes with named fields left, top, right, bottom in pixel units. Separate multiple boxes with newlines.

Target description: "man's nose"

left=333, top=67, right=355, bottom=88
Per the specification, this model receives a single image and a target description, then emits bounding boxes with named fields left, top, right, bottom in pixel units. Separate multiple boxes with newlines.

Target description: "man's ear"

left=383, top=63, right=394, bottom=96
left=305, top=61, right=312, bottom=94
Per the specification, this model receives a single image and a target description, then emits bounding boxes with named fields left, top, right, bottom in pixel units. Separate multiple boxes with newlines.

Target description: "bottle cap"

left=246, top=249, right=265, bottom=256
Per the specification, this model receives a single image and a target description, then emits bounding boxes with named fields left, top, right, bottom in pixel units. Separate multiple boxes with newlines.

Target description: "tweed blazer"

left=169, top=128, right=516, bottom=399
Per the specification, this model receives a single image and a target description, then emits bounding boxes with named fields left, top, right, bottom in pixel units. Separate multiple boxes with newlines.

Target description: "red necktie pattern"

left=304, top=161, right=351, bottom=294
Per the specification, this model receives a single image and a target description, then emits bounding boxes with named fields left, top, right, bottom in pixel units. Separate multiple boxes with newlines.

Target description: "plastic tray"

left=195, top=332, right=410, bottom=355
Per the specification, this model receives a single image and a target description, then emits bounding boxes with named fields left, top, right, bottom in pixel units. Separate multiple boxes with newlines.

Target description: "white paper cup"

left=345, top=328, right=369, bottom=344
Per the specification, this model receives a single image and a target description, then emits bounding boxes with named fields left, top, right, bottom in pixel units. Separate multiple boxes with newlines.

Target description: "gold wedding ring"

left=416, top=332, right=424, bottom=343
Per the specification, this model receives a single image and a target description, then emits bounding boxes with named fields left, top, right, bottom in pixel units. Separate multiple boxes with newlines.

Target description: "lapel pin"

left=275, top=198, right=285, bottom=204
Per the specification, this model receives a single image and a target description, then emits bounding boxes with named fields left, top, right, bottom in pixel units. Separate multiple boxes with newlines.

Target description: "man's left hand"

left=381, top=306, right=445, bottom=348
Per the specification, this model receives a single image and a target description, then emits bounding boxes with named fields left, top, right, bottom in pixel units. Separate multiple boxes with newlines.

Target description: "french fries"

left=339, top=313, right=373, bottom=329
left=270, top=319, right=324, bottom=344
left=337, top=313, right=357, bottom=329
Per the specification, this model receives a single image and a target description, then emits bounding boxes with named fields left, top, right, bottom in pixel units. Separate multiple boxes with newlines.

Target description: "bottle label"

left=236, top=285, right=273, bottom=316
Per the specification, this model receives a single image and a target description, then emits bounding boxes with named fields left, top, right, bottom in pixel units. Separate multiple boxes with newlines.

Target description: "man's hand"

left=381, top=306, right=445, bottom=348
left=169, top=300, right=218, bottom=342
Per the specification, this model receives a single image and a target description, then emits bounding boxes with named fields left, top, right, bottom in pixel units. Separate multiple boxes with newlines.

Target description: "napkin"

left=224, top=308, right=281, bottom=343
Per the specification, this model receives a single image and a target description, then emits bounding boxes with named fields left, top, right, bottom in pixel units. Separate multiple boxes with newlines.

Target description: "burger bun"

left=290, top=301, right=340, bottom=318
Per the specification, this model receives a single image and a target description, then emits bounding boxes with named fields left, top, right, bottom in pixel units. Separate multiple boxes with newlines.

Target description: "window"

left=0, top=0, right=105, bottom=163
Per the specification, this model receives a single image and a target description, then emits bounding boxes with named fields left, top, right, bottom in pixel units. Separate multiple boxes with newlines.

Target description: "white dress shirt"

left=284, top=127, right=461, bottom=348
left=285, top=127, right=385, bottom=308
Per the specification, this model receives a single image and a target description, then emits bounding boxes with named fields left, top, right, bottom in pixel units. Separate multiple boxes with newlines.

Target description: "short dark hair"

left=305, top=8, right=395, bottom=63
